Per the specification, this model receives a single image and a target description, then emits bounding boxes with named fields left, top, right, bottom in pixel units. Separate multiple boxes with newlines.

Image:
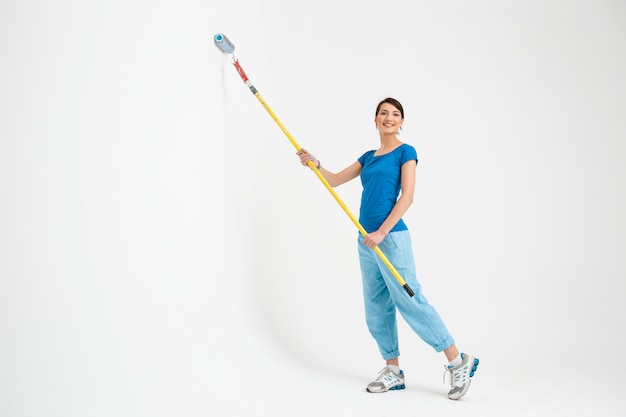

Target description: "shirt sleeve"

left=358, top=150, right=372, bottom=166
left=400, top=144, right=418, bottom=166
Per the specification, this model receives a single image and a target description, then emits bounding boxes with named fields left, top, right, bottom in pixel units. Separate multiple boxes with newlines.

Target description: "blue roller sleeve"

left=214, top=33, right=235, bottom=54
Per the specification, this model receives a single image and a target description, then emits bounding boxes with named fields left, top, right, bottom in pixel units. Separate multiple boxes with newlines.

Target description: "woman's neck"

left=378, top=134, right=401, bottom=151
left=375, top=134, right=402, bottom=156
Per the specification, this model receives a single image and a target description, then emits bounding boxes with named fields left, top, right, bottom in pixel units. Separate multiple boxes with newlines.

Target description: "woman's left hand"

left=362, top=230, right=387, bottom=249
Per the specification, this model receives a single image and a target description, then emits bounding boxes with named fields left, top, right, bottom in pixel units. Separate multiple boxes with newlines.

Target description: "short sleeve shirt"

left=357, top=143, right=418, bottom=233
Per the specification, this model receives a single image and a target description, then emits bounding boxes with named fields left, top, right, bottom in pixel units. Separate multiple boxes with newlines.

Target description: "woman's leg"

left=373, top=230, right=455, bottom=352
left=358, top=234, right=400, bottom=360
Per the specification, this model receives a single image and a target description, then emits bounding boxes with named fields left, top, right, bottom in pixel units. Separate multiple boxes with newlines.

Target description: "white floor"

left=3, top=283, right=624, bottom=417
left=214, top=330, right=625, bottom=417
left=234, top=362, right=621, bottom=417
left=1, top=324, right=624, bottom=416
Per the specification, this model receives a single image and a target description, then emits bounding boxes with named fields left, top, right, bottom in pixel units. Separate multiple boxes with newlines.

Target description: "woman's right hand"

left=296, top=148, right=318, bottom=168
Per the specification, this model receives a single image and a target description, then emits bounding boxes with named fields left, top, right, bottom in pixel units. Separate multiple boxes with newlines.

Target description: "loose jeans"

left=358, top=230, right=454, bottom=360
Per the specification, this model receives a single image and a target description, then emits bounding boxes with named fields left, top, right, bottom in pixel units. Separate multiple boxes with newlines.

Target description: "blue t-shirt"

left=357, top=143, right=418, bottom=233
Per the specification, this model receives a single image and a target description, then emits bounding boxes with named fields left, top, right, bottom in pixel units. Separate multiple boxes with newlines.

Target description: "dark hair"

left=375, top=97, right=404, bottom=119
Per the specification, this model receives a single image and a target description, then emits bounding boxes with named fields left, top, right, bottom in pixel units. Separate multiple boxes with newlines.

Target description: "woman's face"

left=375, top=103, right=403, bottom=135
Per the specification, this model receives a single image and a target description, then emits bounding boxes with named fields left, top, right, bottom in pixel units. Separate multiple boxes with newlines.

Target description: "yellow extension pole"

left=214, top=33, right=415, bottom=297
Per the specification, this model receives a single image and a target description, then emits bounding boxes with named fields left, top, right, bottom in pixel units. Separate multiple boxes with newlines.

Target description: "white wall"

left=1, top=1, right=625, bottom=416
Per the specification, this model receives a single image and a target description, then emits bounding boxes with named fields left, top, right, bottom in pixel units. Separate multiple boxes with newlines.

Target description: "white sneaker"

left=444, top=353, right=479, bottom=400
left=366, top=366, right=406, bottom=393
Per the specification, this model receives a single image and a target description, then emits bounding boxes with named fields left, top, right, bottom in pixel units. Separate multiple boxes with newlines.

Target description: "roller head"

left=214, top=33, right=235, bottom=54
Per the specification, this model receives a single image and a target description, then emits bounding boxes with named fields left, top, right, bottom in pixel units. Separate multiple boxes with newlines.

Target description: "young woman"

left=296, top=97, right=479, bottom=400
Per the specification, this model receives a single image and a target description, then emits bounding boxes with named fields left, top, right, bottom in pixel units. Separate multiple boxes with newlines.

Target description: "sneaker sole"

left=366, top=383, right=406, bottom=393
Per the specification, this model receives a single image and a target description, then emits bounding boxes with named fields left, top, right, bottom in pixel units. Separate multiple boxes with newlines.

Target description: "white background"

left=1, top=1, right=625, bottom=416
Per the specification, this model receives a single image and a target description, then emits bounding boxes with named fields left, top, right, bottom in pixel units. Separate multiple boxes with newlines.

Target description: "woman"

left=297, top=97, right=479, bottom=400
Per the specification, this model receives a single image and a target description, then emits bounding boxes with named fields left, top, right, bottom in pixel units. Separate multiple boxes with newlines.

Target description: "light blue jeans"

left=358, top=230, right=454, bottom=360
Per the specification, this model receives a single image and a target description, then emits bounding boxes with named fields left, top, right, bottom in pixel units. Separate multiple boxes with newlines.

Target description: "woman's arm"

left=362, top=159, right=416, bottom=249
left=297, top=149, right=362, bottom=187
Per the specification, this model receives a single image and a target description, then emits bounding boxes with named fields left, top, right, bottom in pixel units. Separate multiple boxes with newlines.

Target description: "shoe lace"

left=375, top=367, right=392, bottom=382
left=443, top=365, right=464, bottom=387
left=445, top=362, right=473, bottom=390
left=443, top=366, right=453, bottom=386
